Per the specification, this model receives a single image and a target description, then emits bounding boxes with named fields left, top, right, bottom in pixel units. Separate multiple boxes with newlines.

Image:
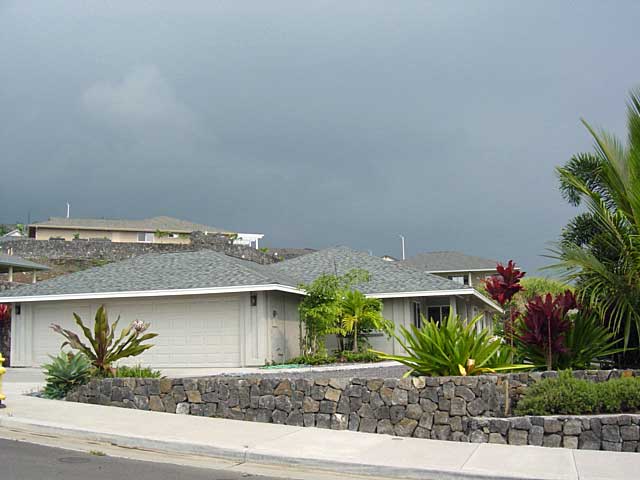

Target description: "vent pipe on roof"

left=399, top=235, right=406, bottom=260
left=66, top=202, right=70, bottom=219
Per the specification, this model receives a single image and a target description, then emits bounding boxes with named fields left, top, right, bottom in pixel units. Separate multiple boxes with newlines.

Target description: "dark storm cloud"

left=1, top=0, right=639, bottom=271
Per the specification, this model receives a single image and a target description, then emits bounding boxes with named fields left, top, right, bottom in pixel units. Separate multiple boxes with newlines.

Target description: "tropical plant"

left=484, top=260, right=525, bottom=356
left=484, top=261, right=525, bottom=306
left=516, top=302, right=624, bottom=370
left=50, top=305, right=158, bottom=375
left=550, top=89, right=640, bottom=353
left=374, top=312, right=529, bottom=377
left=518, top=277, right=573, bottom=304
left=339, top=290, right=391, bottom=352
left=0, top=304, right=9, bottom=322
left=42, top=352, right=92, bottom=399
left=515, top=370, right=640, bottom=416
left=297, top=269, right=370, bottom=356
left=515, top=290, right=576, bottom=370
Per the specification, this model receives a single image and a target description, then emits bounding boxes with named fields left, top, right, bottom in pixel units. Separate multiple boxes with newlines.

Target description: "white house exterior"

left=0, top=247, right=500, bottom=368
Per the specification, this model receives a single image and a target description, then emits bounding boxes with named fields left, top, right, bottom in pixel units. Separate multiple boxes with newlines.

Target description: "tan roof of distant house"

left=30, top=216, right=232, bottom=234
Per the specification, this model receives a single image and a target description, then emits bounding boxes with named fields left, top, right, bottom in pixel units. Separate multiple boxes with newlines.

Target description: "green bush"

left=374, top=313, right=530, bottom=376
left=287, top=350, right=381, bottom=366
left=42, top=352, right=92, bottom=399
left=113, top=364, right=162, bottom=378
left=515, top=370, right=640, bottom=415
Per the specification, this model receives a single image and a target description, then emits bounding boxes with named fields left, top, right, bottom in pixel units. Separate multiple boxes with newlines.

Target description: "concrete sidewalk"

left=0, top=391, right=638, bottom=480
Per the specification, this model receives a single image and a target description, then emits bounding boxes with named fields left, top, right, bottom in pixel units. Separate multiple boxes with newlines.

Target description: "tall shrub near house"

left=51, top=305, right=158, bottom=375
left=298, top=269, right=387, bottom=356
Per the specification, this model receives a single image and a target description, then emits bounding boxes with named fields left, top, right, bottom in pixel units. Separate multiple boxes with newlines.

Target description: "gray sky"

left=1, top=1, right=639, bottom=272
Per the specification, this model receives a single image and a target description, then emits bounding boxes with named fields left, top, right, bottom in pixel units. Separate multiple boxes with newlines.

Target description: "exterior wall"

left=10, top=292, right=291, bottom=368
left=35, top=227, right=189, bottom=244
left=68, top=370, right=640, bottom=452
left=267, top=291, right=301, bottom=363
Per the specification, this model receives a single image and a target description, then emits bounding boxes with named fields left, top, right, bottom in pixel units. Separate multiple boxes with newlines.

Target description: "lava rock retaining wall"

left=1, top=232, right=275, bottom=264
left=67, top=370, right=640, bottom=451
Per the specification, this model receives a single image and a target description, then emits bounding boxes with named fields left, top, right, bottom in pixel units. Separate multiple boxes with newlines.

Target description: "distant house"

left=400, top=251, right=499, bottom=287
left=28, top=216, right=264, bottom=249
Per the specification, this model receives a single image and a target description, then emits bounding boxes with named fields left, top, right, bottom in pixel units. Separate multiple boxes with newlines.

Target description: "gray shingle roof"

left=270, top=246, right=467, bottom=294
left=0, top=251, right=297, bottom=298
left=401, top=251, right=498, bottom=272
left=0, top=254, right=50, bottom=272
left=31, top=216, right=231, bottom=234
left=0, top=247, right=474, bottom=300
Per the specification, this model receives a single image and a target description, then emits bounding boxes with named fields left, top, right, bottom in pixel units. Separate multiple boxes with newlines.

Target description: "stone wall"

left=67, top=370, right=640, bottom=451
left=1, top=232, right=276, bottom=265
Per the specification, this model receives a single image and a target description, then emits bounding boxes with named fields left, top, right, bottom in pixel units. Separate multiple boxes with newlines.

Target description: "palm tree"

left=340, top=290, right=386, bottom=352
left=551, top=89, right=640, bottom=352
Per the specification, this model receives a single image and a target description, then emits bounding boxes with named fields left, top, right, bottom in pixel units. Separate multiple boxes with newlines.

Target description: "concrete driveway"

left=3, top=368, right=45, bottom=396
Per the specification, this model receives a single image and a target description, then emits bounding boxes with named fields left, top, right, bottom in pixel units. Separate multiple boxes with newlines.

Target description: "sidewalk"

left=0, top=389, right=638, bottom=480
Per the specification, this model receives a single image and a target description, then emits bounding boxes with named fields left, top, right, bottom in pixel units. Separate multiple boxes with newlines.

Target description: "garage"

left=15, top=294, right=244, bottom=368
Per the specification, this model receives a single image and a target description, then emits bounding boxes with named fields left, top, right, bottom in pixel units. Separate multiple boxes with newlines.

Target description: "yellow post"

left=0, top=353, right=6, bottom=408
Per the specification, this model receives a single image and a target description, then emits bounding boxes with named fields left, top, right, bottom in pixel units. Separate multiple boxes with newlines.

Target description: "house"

left=400, top=251, right=500, bottom=288
left=0, top=247, right=500, bottom=369
left=0, top=228, right=25, bottom=239
left=0, top=254, right=50, bottom=285
left=27, top=216, right=264, bottom=249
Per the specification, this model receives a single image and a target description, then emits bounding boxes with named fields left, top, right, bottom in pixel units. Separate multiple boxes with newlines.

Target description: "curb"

left=0, top=415, right=555, bottom=480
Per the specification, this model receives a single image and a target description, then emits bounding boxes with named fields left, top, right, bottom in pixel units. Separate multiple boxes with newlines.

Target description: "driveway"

left=3, top=368, right=44, bottom=396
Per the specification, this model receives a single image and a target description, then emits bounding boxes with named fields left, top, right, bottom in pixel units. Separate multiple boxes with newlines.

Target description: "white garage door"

left=29, top=294, right=242, bottom=368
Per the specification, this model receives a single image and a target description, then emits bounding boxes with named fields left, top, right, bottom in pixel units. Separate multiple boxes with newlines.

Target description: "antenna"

left=399, top=235, right=406, bottom=260
left=66, top=202, right=70, bottom=219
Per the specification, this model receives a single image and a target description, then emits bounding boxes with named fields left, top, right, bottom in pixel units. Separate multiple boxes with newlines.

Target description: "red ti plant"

left=484, top=261, right=525, bottom=307
left=0, top=304, right=9, bottom=322
left=517, top=290, right=577, bottom=370
left=484, top=261, right=525, bottom=355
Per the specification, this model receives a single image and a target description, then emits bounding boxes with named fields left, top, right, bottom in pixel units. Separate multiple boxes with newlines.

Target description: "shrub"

left=113, top=364, right=162, bottom=378
left=50, top=305, right=158, bottom=375
left=515, top=290, right=576, bottom=370
left=374, top=313, right=530, bottom=377
left=42, top=352, right=92, bottom=399
left=287, top=350, right=381, bottom=366
left=515, top=370, right=640, bottom=415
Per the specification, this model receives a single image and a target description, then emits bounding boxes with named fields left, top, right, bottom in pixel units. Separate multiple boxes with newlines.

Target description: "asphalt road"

left=0, top=438, right=285, bottom=480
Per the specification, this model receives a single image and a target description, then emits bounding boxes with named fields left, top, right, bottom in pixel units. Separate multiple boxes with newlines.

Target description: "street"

left=0, top=438, right=285, bottom=480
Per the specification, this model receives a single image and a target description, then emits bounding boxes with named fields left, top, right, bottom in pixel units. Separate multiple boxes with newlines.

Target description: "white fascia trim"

left=367, top=289, right=502, bottom=313
left=0, top=284, right=306, bottom=304
left=236, top=233, right=265, bottom=240
left=426, top=268, right=496, bottom=274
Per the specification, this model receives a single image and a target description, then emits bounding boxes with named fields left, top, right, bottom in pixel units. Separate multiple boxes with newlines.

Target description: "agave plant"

left=50, top=305, right=158, bottom=375
left=42, top=352, right=92, bottom=399
left=373, top=312, right=529, bottom=377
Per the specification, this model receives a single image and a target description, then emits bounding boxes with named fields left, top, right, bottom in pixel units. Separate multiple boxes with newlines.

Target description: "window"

left=412, top=302, right=422, bottom=328
left=448, top=275, right=469, bottom=285
left=426, top=305, right=450, bottom=324
left=137, top=232, right=154, bottom=243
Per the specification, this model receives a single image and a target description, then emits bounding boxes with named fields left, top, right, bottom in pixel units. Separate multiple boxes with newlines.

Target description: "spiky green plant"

left=50, top=305, right=158, bottom=374
left=373, top=312, right=530, bottom=377
left=42, top=352, right=92, bottom=399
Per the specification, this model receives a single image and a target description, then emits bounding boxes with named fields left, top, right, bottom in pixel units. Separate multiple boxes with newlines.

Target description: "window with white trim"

left=448, top=274, right=469, bottom=285
left=137, top=232, right=154, bottom=243
left=426, top=305, right=450, bottom=324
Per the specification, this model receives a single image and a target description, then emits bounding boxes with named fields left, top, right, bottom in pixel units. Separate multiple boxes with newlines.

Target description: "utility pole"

left=399, top=235, right=405, bottom=260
